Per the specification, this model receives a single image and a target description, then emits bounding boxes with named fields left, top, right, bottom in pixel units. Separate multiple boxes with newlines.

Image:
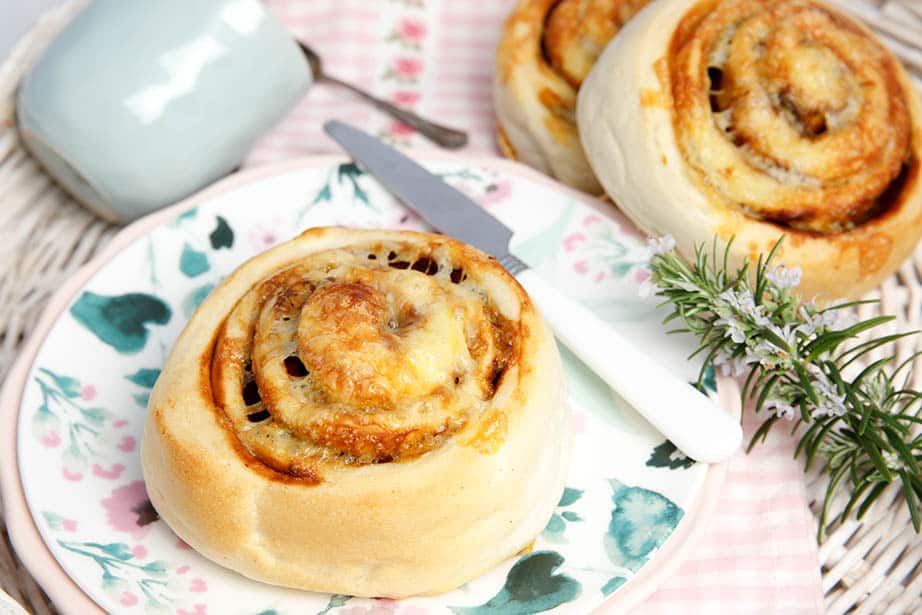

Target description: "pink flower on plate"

left=61, top=519, right=78, bottom=532
left=40, top=432, right=61, bottom=448
left=189, top=578, right=207, bottom=593
left=131, top=544, right=147, bottom=559
left=393, top=90, right=421, bottom=106
left=101, top=480, right=152, bottom=540
left=178, top=604, right=207, bottom=615
left=92, top=463, right=126, bottom=480
left=248, top=225, right=280, bottom=251
left=117, top=435, right=136, bottom=452
left=393, top=57, right=423, bottom=79
left=80, top=384, right=96, bottom=401
left=62, top=467, right=83, bottom=482
left=119, top=592, right=138, bottom=607
left=389, top=120, right=415, bottom=139
left=398, top=18, right=427, bottom=41
left=563, top=232, right=586, bottom=253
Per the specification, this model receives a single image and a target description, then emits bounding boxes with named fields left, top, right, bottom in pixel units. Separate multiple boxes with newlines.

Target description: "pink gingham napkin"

left=251, top=1, right=825, bottom=612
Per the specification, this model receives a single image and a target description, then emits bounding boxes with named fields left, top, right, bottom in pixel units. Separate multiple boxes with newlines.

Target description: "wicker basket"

left=1, top=1, right=921, bottom=613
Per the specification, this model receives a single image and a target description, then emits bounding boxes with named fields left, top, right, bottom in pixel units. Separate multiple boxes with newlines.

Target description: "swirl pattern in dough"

left=141, top=227, right=570, bottom=597
left=578, top=0, right=922, bottom=299
left=494, top=0, right=651, bottom=192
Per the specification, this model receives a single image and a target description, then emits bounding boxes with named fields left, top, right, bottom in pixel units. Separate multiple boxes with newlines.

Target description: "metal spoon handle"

left=322, top=75, right=468, bottom=149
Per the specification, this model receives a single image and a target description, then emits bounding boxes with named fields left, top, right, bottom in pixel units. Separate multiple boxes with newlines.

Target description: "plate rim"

left=0, top=153, right=737, bottom=615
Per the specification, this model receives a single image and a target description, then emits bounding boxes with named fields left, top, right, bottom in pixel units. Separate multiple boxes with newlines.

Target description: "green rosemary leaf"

left=805, top=418, right=843, bottom=472
left=748, top=416, right=780, bottom=452
left=819, top=299, right=879, bottom=312
left=836, top=316, right=898, bottom=341
left=794, top=363, right=821, bottom=409
left=862, top=438, right=894, bottom=483
left=754, top=373, right=781, bottom=413
left=842, top=473, right=877, bottom=522
left=648, top=234, right=922, bottom=540
left=893, top=350, right=922, bottom=383
left=885, top=429, right=922, bottom=475
left=901, top=473, right=921, bottom=533
left=857, top=481, right=890, bottom=520
left=805, top=332, right=854, bottom=362
left=740, top=364, right=760, bottom=402
left=819, top=463, right=850, bottom=543
left=837, top=333, right=916, bottom=369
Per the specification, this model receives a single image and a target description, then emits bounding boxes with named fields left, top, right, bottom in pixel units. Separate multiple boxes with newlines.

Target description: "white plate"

left=0, top=155, right=734, bottom=615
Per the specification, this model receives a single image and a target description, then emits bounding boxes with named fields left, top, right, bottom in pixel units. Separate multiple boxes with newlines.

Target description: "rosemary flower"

left=647, top=234, right=676, bottom=256
left=645, top=236, right=922, bottom=541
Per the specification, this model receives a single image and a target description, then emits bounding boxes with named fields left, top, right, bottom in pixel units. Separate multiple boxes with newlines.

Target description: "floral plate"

left=0, top=156, right=735, bottom=615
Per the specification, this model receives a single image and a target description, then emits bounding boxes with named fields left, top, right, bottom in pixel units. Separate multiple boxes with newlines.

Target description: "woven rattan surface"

left=1, top=1, right=921, bottom=613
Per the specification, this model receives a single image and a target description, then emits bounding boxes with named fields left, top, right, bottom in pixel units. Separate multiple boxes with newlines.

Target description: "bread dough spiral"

left=578, top=0, right=922, bottom=299
left=141, top=227, right=570, bottom=597
left=494, top=0, right=651, bottom=192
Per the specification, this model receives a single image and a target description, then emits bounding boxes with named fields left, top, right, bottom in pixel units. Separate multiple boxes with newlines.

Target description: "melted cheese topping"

left=544, top=0, right=652, bottom=87
left=669, top=0, right=913, bottom=233
left=210, top=239, right=519, bottom=479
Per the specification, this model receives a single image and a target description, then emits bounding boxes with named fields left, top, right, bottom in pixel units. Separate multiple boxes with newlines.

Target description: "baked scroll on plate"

left=5, top=157, right=730, bottom=614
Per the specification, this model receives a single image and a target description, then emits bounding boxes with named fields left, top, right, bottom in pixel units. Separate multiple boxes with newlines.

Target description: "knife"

left=323, top=120, right=742, bottom=463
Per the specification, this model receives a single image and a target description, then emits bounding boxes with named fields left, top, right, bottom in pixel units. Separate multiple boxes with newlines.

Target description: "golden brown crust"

left=668, top=0, right=913, bottom=234
left=578, top=0, right=922, bottom=300
left=493, top=0, right=651, bottom=192
left=141, top=227, right=570, bottom=597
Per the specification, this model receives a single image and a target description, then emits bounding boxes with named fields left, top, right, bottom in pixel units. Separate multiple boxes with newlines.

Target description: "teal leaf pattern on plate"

left=179, top=244, right=210, bottom=277
left=70, top=292, right=171, bottom=354
left=311, top=183, right=332, bottom=205
left=646, top=441, right=695, bottom=470
left=39, top=369, right=82, bottom=398
left=125, top=369, right=160, bottom=389
left=337, top=161, right=369, bottom=204
left=43, top=511, right=207, bottom=613
left=308, top=163, right=373, bottom=211
left=182, top=283, right=216, bottom=319
left=59, top=540, right=175, bottom=610
left=176, top=207, right=198, bottom=223
left=17, top=160, right=713, bottom=615
left=604, top=479, right=684, bottom=573
left=132, top=393, right=150, bottom=408
left=315, top=594, right=351, bottom=614
left=512, top=204, right=576, bottom=269
left=450, top=551, right=581, bottom=614
left=601, top=576, right=627, bottom=597
left=558, top=487, right=583, bottom=507
left=32, top=368, right=111, bottom=476
left=209, top=216, right=234, bottom=250
left=543, top=487, right=584, bottom=541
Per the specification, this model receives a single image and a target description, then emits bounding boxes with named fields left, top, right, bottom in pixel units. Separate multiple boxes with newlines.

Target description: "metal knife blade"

left=323, top=121, right=523, bottom=272
left=322, top=120, right=743, bottom=463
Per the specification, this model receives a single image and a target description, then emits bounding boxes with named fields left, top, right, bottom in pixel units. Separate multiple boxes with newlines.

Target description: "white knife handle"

left=515, top=269, right=742, bottom=463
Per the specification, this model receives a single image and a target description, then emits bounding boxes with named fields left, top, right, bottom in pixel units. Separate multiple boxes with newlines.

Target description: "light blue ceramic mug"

left=17, top=0, right=311, bottom=223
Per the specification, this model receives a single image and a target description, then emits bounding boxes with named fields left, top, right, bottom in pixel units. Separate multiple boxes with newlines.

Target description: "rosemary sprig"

left=646, top=236, right=922, bottom=542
